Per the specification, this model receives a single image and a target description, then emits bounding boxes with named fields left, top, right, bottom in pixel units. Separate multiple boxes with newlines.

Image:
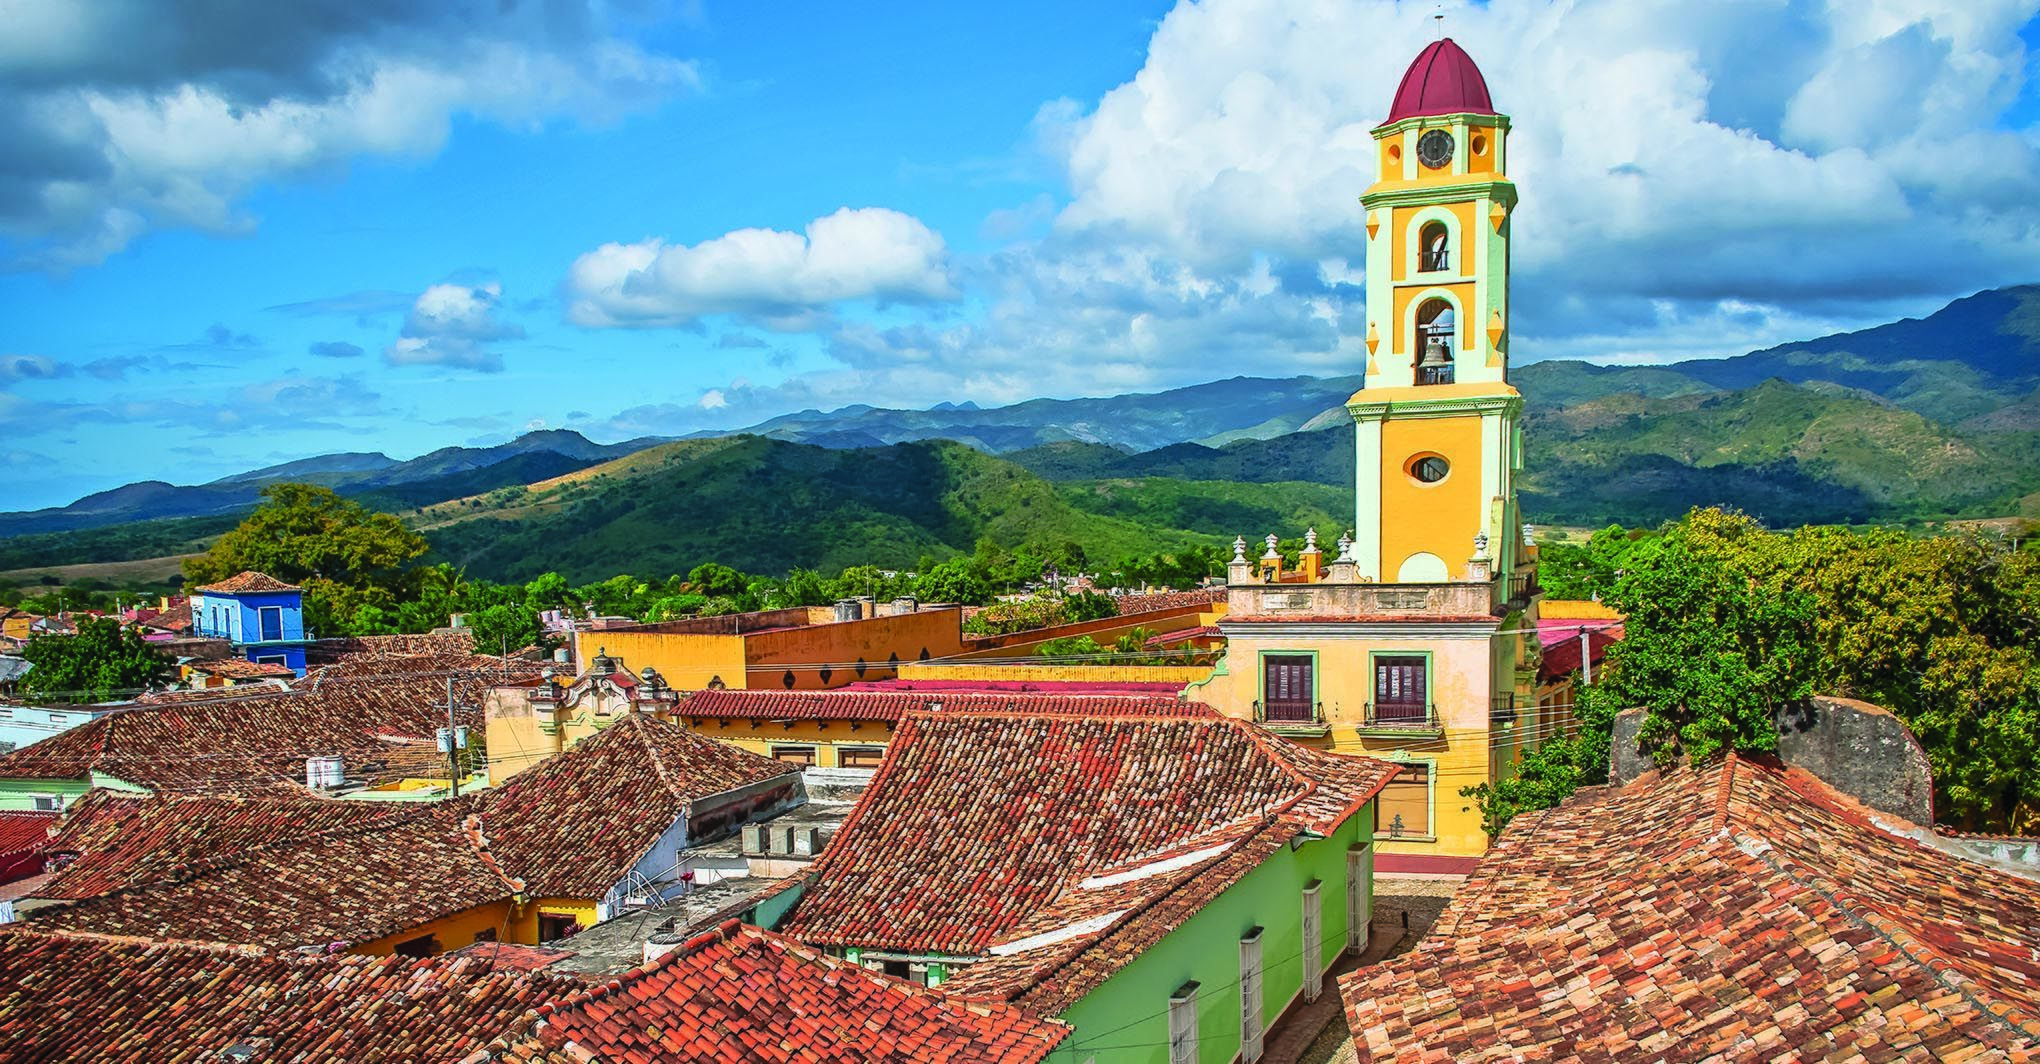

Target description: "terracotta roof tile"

left=486, top=921, right=1067, bottom=1064
left=1340, top=754, right=2040, bottom=1061
left=184, top=657, right=297, bottom=679
left=192, top=570, right=301, bottom=594
left=0, top=928, right=581, bottom=1063
left=779, top=710, right=1398, bottom=1013
left=0, top=654, right=542, bottom=794
left=26, top=714, right=797, bottom=951
left=477, top=713, right=798, bottom=898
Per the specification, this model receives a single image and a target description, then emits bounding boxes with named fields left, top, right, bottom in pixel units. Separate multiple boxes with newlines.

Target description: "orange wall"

left=1379, top=416, right=1485, bottom=582
left=745, top=608, right=965, bottom=689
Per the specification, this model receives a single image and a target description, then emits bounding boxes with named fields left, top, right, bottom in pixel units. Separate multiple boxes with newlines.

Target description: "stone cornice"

left=1361, top=178, right=1517, bottom=211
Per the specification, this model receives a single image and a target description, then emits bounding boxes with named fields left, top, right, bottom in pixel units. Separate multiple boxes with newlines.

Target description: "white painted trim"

left=1218, top=621, right=1500, bottom=640
left=987, top=909, right=1130, bottom=956
left=1354, top=418, right=1384, bottom=581
left=1079, top=842, right=1234, bottom=889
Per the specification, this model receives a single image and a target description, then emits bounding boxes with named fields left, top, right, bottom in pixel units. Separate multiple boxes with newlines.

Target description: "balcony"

left=1256, top=699, right=1330, bottom=737
left=1360, top=701, right=1441, bottom=737
left=1490, top=692, right=1517, bottom=727
left=1416, top=363, right=1456, bottom=386
left=1506, top=571, right=1540, bottom=610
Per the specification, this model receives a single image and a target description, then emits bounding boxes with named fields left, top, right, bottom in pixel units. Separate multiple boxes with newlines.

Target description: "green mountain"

left=419, top=436, right=1220, bottom=584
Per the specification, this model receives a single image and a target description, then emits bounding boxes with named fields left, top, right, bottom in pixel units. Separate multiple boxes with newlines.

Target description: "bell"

left=1419, top=338, right=1451, bottom=368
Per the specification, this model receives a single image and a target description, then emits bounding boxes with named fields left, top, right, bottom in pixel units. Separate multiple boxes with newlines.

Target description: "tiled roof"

left=0, top=655, right=542, bottom=793
left=185, top=657, right=297, bottom=679
left=486, top=920, right=1068, bottom=1064
left=779, top=709, right=1397, bottom=1013
left=1340, top=753, right=2040, bottom=1061
left=27, top=713, right=794, bottom=950
left=34, top=791, right=408, bottom=900
left=192, top=570, right=301, bottom=594
left=28, top=803, right=517, bottom=951
left=476, top=712, right=797, bottom=898
left=139, top=612, right=191, bottom=633
left=1112, top=587, right=1227, bottom=614
left=682, top=688, right=1208, bottom=723
left=0, top=928, right=580, bottom=1064
left=0, top=811, right=56, bottom=861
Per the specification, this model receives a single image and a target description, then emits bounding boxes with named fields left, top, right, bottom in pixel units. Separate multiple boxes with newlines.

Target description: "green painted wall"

left=0, top=777, right=93, bottom=812
left=1046, top=802, right=1373, bottom=1064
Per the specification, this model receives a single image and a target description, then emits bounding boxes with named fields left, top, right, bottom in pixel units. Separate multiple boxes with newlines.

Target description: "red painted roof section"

left=780, top=710, right=1398, bottom=1013
left=1385, top=38, right=1497, bottom=123
left=0, top=811, right=56, bottom=860
left=683, top=688, right=1210, bottom=723
left=1537, top=623, right=1623, bottom=683
left=1341, top=754, right=2040, bottom=1060
left=843, top=679, right=1194, bottom=697
left=0, top=929, right=582, bottom=1063
left=488, top=921, right=1068, bottom=1064
left=193, top=570, right=301, bottom=594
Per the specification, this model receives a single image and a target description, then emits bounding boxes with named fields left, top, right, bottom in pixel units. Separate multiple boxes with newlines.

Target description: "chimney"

left=643, top=932, right=687, bottom=965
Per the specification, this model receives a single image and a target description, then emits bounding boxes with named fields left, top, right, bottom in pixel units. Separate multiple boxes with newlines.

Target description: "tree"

left=20, top=617, right=170, bottom=702
left=914, top=560, right=992, bottom=605
left=184, top=483, right=427, bottom=591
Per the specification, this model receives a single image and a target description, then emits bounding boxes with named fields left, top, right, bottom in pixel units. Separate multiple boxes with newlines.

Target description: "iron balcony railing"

left=1257, top=699, right=1321, bottom=725
left=1417, top=364, right=1455, bottom=386
left=1506, top=571, right=1540, bottom=608
left=1421, top=250, right=1450, bottom=272
left=1491, top=692, right=1517, bottom=726
left=1363, top=701, right=1438, bottom=730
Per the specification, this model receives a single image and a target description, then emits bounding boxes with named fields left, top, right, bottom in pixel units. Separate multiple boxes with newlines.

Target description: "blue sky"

left=5, top=0, right=2040, bottom=510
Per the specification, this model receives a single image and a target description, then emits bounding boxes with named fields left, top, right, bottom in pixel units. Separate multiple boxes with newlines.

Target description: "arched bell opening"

left=1415, top=299, right=1456, bottom=385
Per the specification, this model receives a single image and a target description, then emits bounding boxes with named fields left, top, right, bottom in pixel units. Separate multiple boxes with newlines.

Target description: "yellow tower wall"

left=1378, top=415, right=1486, bottom=582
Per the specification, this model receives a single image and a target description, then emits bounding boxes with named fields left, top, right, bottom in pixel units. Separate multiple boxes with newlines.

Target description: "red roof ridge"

left=619, top=711, right=690, bottom=803
left=1710, top=750, right=1740, bottom=834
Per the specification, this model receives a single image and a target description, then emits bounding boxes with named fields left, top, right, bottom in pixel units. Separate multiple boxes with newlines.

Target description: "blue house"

left=189, top=571, right=310, bottom=675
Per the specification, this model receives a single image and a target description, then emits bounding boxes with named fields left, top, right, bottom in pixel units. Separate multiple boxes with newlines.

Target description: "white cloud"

left=383, top=281, right=523, bottom=372
left=565, top=207, right=957, bottom=328
left=0, top=5, right=700, bottom=269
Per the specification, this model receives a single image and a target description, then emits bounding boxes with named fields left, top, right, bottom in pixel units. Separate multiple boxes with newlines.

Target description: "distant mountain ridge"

left=8, top=284, right=2040, bottom=547
left=0, top=430, right=667, bottom=538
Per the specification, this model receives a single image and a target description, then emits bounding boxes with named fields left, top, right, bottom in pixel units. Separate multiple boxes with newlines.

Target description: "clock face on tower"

left=1417, top=129, right=1455, bottom=169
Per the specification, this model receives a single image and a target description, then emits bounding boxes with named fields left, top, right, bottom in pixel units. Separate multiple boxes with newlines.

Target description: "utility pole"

left=1579, top=628, right=1593, bottom=685
left=446, top=676, right=461, bottom=799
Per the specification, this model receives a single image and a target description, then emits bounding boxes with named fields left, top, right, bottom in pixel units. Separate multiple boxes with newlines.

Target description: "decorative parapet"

left=1224, top=579, right=1497, bottom=620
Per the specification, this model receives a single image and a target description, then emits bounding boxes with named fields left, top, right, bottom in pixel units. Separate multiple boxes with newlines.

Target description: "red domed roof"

left=1385, top=38, right=1496, bottom=123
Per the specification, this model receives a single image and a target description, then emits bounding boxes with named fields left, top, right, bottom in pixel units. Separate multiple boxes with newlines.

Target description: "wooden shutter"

left=1374, top=656, right=1427, bottom=719
left=1239, top=929, right=1265, bottom=1062
left=1263, top=655, right=1314, bottom=722
left=1168, top=982, right=1200, bottom=1064
left=1302, top=882, right=1324, bottom=1001
left=1347, top=841, right=1373, bottom=952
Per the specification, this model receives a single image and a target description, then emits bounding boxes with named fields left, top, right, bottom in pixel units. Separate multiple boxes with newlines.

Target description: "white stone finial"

left=1473, top=531, right=1490, bottom=558
left=1304, top=527, right=1319, bottom=551
left=1335, top=532, right=1353, bottom=561
left=1522, top=522, right=1535, bottom=547
left=1263, top=533, right=1281, bottom=561
left=1233, top=535, right=1248, bottom=563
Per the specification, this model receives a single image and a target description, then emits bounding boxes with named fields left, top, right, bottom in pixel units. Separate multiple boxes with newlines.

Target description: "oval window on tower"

left=1407, top=454, right=1450, bottom=484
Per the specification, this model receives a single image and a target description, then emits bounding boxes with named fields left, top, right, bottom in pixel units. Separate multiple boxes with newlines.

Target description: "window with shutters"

left=1239, top=928, right=1265, bottom=1062
left=258, top=606, right=283, bottom=642
left=1347, top=841, right=1373, bottom=951
left=771, top=745, right=817, bottom=766
left=1261, top=654, right=1315, bottom=722
left=1372, top=655, right=1428, bottom=722
left=1302, top=882, right=1324, bottom=1001
left=1168, top=982, right=1200, bottom=1064
left=1374, top=762, right=1434, bottom=839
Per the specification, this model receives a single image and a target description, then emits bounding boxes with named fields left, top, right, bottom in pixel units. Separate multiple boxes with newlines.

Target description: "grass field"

left=0, top=553, right=195, bottom=588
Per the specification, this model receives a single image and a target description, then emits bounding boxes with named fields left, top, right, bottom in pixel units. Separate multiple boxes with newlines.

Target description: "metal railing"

left=1491, top=692, right=1517, bottom=726
left=1417, top=364, right=1455, bottom=386
left=1363, top=701, right=1438, bottom=730
left=1507, top=572, right=1539, bottom=608
left=1256, top=699, right=1320, bottom=725
left=1421, top=250, right=1450, bottom=272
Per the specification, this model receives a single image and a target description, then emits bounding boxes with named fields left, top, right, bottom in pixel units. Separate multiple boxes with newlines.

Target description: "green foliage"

left=20, top=617, right=170, bottom=702
left=1035, top=626, right=1205, bottom=666
left=914, top=560, right=992, bottom=606
left=962, top=592, right=1122, bottom=636
left=184, top=483, right=428, bottom=591
left=1063, top=591, right=1118, bottom=623
left=1475, top=507, right=2040, bottom=836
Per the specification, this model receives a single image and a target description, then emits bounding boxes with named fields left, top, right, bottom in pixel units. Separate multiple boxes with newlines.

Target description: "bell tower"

left=1350, top=37, right=1524, bottom=586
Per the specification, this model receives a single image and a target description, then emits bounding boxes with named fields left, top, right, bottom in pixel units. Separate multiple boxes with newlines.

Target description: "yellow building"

left=571, top=602, right=967, bottom=693
left=1194, top=38, right=1541, bottom=873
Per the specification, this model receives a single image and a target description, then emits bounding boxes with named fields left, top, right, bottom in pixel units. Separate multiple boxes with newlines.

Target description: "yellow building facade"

left=1195, top=38, right=1543, bottom=873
